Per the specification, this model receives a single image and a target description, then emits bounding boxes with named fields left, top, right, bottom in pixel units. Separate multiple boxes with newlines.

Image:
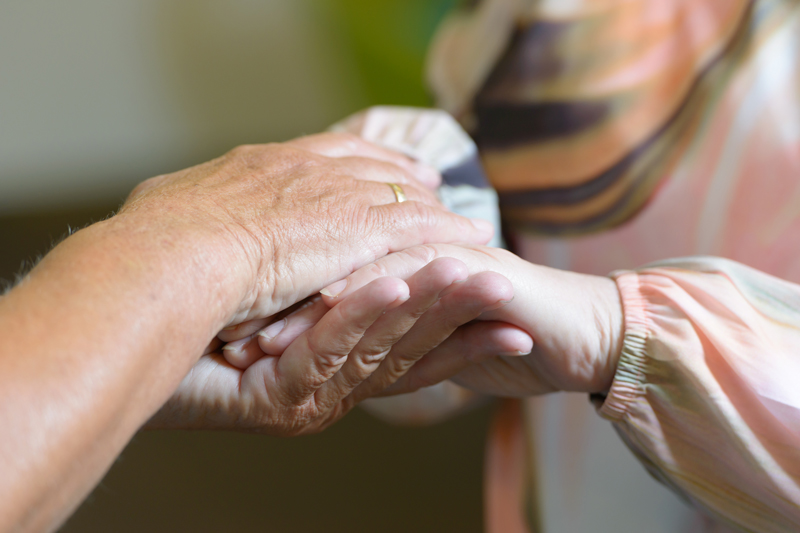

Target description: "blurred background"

left=0, top=0, right=495, bottom=531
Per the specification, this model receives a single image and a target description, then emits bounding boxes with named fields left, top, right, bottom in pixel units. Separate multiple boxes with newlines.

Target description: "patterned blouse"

left=342, top=1, right=800, bottom=531
left=427, top=1, right=800, bottom=532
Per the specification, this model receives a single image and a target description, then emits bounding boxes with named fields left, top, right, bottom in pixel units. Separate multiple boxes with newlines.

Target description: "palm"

left=151, top=353, right=348, bottom=435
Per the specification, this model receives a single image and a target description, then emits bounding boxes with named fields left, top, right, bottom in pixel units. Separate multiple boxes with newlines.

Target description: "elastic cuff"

left=596, top=270, right=651, bottom=422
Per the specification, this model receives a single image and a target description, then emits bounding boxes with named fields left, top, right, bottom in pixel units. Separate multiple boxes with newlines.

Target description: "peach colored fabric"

left=429, top=1, right=800, bottom=531
left=484, top=400, right=531, bottom=533
left=597, top=260, right=800, bottom=531
left=494, top=11, right=800, bottom=531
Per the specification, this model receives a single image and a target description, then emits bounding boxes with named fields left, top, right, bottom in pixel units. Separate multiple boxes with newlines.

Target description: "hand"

left=0, top=134, right=494, bottom=531
left=119, top=133, right=494, bottom=331
left=149, top=258, right=528, bottom=434
left=318, top=244, right=624, bottom=396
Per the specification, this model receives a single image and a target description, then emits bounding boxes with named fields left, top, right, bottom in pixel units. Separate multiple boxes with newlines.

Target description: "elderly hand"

left=125, top=134, right=503, bottom=433
left=120, top=133, right=493, bottom=328
left=149, top=258, right=527, bottom=434
left=0, top=133, right=499, bottom=532
left=314, top=244, right=624, bottom=396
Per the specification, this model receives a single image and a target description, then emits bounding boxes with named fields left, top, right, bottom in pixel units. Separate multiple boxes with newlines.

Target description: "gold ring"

left=387, top=182, right=407, bottom=203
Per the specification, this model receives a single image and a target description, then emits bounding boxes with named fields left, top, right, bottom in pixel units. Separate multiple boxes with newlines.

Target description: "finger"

left=314, top=258, right=470, bottom=410
left=222, top=334, right=267, bottom=370
left=352, top=173, right=442, bottom=209
left=257, top=297, right=329, bottom=356
left=319, top=243, right=515, bottom=303
left=217, top=296, right=320, bottom=342
left=320, top=245, right=437, bottom=301
left=286, top=132, right=441, bottom=188
left=347, top=271, right=514, bottom=403
left=275, top=277, right=409, bottom=405
left=203, top=337, right=224, bottom=357
left=330, top=156, right=439, bottom=204
left=366, top=202, right=494, bottom=253
left=379, top=322, right=533, bottom=396
left=218, top=317, right=271, bottom=343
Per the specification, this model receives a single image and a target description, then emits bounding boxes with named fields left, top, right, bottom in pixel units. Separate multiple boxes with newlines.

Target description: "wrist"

left=103, top=207, right=261, bottom=328
left=592, top=275, right=624, bottom=394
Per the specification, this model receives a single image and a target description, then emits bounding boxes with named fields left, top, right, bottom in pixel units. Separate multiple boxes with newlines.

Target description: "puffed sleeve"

left=597, top=256, right=800, bottom=532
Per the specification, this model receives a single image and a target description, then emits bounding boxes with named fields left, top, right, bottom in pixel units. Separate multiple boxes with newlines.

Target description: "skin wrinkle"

left=1, top=131, right=509, bottom=529
left=372, top=275, right=509, bottom=395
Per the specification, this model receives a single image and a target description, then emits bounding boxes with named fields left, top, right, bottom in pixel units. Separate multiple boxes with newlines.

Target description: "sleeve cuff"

left=596, top=270, right=651, bottom=422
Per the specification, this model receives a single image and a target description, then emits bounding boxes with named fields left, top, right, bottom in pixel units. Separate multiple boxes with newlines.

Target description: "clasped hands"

left=134, top=133, right=623, bottom=437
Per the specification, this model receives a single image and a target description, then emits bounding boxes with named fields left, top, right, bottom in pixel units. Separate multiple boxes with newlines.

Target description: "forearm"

left=0, top=214, right=241, bottom=532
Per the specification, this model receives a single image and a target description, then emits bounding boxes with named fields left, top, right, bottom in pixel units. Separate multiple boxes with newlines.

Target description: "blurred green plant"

left=327, top=0, right=459, bottom=107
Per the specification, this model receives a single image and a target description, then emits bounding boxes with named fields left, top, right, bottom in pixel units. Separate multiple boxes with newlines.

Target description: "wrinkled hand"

left=120, top=133, right=493, bottom=329
left=317, top=244, right=624, bottom=396
left=218, top=266, right=531, bottom=412
left=149, top=258, right=527, bottom=434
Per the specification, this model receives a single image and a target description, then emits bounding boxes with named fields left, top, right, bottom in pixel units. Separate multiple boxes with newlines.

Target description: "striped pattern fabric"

left=427, top=0, right=796, bottom=235
left=425, top=1, right=800, bottom=532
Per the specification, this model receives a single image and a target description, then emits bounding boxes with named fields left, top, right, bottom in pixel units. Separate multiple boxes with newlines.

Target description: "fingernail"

left=320, top=279, right=348, bottom=298
left=385, top=293, right=411, bottom=311
left=258, top=319, right=286, bottom=342
left=498, top=350, right=531, bottom=357
left=223, top=337, right=250, bottom=354
left=222, top=324, right=237, bottom=332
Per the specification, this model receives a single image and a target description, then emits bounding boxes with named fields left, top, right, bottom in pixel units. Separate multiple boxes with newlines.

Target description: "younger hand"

left=214, top=259, right=532, bottom=422
left=318, top=244, right=624, bottom=396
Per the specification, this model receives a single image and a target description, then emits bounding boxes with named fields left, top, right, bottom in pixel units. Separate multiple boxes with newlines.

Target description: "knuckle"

left=384, top=354, right=418, bottom=380
left=427, top=257, right=466, bottom=284
left=365, top=261, right=389, bottom=279
left=305, top=335, right=348, bottom=377
left=406, top=244, right=439, bottom=265
left=358, top=348, right=391, bottom=368
left=337, top=132, right=366, bottom=148
left=324, top=131, right=365, bottom=153
left=399, top=200, right=431, bottom=224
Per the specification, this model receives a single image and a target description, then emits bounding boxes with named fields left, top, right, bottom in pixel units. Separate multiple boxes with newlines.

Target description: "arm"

left=324, top=247, right=800, bottom=531
left=0, top=218, right=223, bottom=532
left=0, top=135, right=494, bottom=532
